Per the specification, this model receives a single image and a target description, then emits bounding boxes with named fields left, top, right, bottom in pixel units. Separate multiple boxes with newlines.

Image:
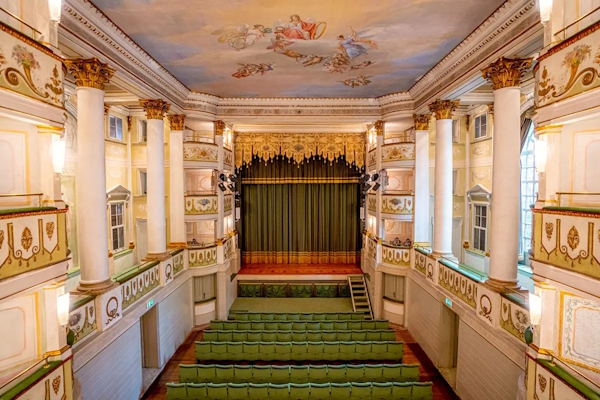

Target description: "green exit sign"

left=444, top=297, right=452, bottom=308
left=147, top=299, right=155, bottom=308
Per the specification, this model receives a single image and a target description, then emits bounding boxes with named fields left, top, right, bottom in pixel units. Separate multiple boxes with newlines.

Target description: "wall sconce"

left=48, top=0, right=62, bottom=23
left=57, top=292, right=70, bottom=326
left=537, top=0, right=552, bottom=24
left=534, top=136, right=547, bottom=174
left=52, top=139, right=65, bottom=174
left=529, top=292, right=542, bottom=326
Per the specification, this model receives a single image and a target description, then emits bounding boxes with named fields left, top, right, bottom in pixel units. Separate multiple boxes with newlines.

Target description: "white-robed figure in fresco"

left=212, top=24, right=272, bottom=51
left=337, top=27, right=378, bottom=59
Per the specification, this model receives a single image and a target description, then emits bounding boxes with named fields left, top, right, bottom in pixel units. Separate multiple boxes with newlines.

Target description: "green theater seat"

left=371, top=342, right=388, bottom=361
left=249, top=313, right=261, bottom=321
left=207, top=383, right=228, bottom=400
left=387, top=341, right=404, bottom=361
left=323, top=341, right=339, bottom=361
left=291, top=341, right=309, bottom=361
left=325, top=313, right=339, bottom=321
left=198, top=364, right=215, bottom=383
left=346, top=364, right=364, bottom=381
left=351, top=314, right=364, bottom=320
left=347, top=321, right=361, bottom=330
left=339, top=341, right=356, bottom=361
left=234, top=312, right=249, bottom=321
left=290, top=365, right=309, bottom=383
left=411, top=382, right=433, bottom=399
left=320, top=321, right=334, bottom=330
left=210, top=321, right=224, bottom=330
left=218, top=331, right=233, bottom=342
left=290, top=383, right=310, bottom=399
left=382, top=364, right=401, bottom=382
left=273, top=313, right=287, bottom=321
left=355, top=341, right=372, bottom=361
left=391, top=382, right=412, bottom=398
left=330, top=383, right=351, bottom=399
left=251, top=322, right=265, bottom=330
left=277, top=331, right=293, bottom=342
left=196, top=341, right=211, bottom=361
left=242, top=341, right=259, bottom=362
left=238, top=322, right=251, bottom=330
left=166, top=383, right=187, bottom=400
left=252, top=365, right=271, bottom=384
left=308, top=365, right=327, bottom=383
left=327, top=365, right=346, bottom=383
left=361, top=321, right=375, bottom=330
left=313, top=313, right=326, bottom=321
left=247, top=331, right=262, bottom=342
left=334, top=321, right=348, bottom=330
left=223, top=321, right=237, bottom=331
left=261, top=313, right=274, bottom=320
left=375, top=320, right=389, bottom=330
left=306, top=331, right=322, bottom=341
left=300, top=313, right=313, bottom=321
left=307, top=341, right=324, bottom=361
left=259, top=341, right=276, bottom=361
left=351, top=330, right=367, bottom=341
left=292, top=321, right=306, bottom=331
left=275, top=342, right=292, bottom=361
left=265, top=321, right=279, bottom=330
left=187, top=383, right=207, bottom=399
left=232, top=330, right=248, bottom=342
left=400, top=364, right=420, bottom=381
left=179, top=364, right=197, bottom=383
left=337, top=330, right=352, bottom=342
left=204, top=330, right=218, bottom=341
left=248, top=383, right=268, bottom=400
left=268, top=383, right=289, bottom=398
left=234, top=365, right=252, bottom=384
left=271, top=365, right=290, bottom=384
left=350, top=382, right=371, bottom=398
left=215, top=364, right=234, bottom=384
left=380, top=331, right=396, bottom=341
left=287, top=313, right=300, bottom=321
left=228, top=383, right=248, bottom=400
left=365, top=364, right=383, bottom=382
left=322, top=331, right=336, bottom=341
left=366, top=330, right=381, bottom=341
left=227, top=342, right=244, bottom=361
left=306, top=321, right=320, bottom=330
left=371, top=382, right=393, bottom=400
left=262, top=331, right=277, bottom=342
left=279, top=321, right=293, bottom=330
left=309, top=383, right=330, bottom=399
left=292, top=331, right=307, bottom=342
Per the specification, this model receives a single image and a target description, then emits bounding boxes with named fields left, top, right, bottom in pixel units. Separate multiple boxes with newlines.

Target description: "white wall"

left=76, top=322, right=142, bottom=400
left=158, top=279, right=193, bottom=367
left=456, top=319, right=522, bottom=400
left=406, top=278, right=441, bottom=365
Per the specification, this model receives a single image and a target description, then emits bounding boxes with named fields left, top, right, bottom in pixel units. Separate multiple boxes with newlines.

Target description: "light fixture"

left=372, top=183, right=381, bottom=192
left=227, top=183, right=236, bottom=192
left=535, top=136, right=547, bottom=173
left=529, top=292, right=542, bottom=326
left=57, top=292, right=70, bottom=326
left=219, top=173, right=227, bottom=182
left=537, top=0, right=552, bottom=24
left=359, top=174, right=370, bottom=185
left=218, top=182, right=227, bottom=192
left=48, top=0, right=62, bottom=23
left=371, top=173, right=379, bottom=182
left=52, top=139, right=65, bottom=174
left=229, top=173, right=238, bottom=183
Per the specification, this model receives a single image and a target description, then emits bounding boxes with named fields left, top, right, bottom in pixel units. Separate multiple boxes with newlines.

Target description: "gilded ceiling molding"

left=374, top=120, right=385, bottom=136
left=168, top=115, right=185, bottom=131
left=127, top=116, right=132, bottom=131
left=104, top=104, right=110, bottom=114
left=413, top=114, right=431, bottom=130
left=140, top=99, right=170, bottom=120
left=488, top=104, right=494, bottom=115
left=214, top=120, right=226, bottom=136
left=64, top=58, right=115, bottom=90
left=235, top=132, right=365, bottom=169
left=481, top=57, right=533, bottom=90
left=428, top=100, right=459, bottom=120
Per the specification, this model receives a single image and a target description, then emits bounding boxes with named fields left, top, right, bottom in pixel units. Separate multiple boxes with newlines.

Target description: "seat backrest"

left=345, top=364, right=364, bottom=381
left=251, top=322, right=265, bottom=330
left=290, top=365, right=309, bottom=383
left=238, top=321, right=251, bottom=330
left=375, top=320, right=389, bottom=329
left=262, top=330, right=277, bottom=342
left=400, top=364, right=420, bottom=381
left=347, top=321, right=362, bottom=330
left=252, top=365, right=272, bottom=383
left=277, top=331, right=293, bottom=342
left=291, top=341, right=308, bottom=355
left=261, top=313, right=274, bottom=320
left=287, top=313, right=300, bottom=321
left=306, top=321, right=320, bottom=330
left=259, top=341, right=276, bottom=354
left=248, top=313, right=261, bottom=321
left=179, top=364, right=198, bottom=383
left=337, top=330, right=352, bottom=341
left=203, top=330, right=218, bottom=341
left=372, top=382, right=393, bottom=399
left=268, top=383, right=289, bottom=398
left=166, top=383, right=187, bottom=400
left=215, top=364, right=234, bottom=383
left=322, top=330, right=336, bottom=341
left=309, top=383, right=330, bottom=398
left=232, top=330, right=247, bottom=342
left=382, top=364, right=401, bottom=381
left=364, top=364, right=383, bottom=381
left=186, top=383, right=207, bottom=399
left=289, top=383, right=310, bottom=399
left=350, top=382, right=372, bottom=398
left=218, top=331, right=233, bottom=341
left=391, top=382, right=412, bottom=398
left=271, top=365, right=291, bottom=383
left=234, top=312, right=249, bottom=321
left=325, top=313, right=339, bottom=320
left=227, top=383, right=248, bottom=400
left=411, top=382, right=433, bottom=399
left=330, top=382, right=351, bottom=399
left=265, top=321, right=279, bottom=330
left=312, top=313, right=326, bottom=321
left=299, top=313, right=313, bottom=321
left=320, top=321, right=334, bottom=330
left=210, top=320, right=224, bottom=330
left=197, top=364, right=215, bottom=382
left=327, top=365, right=346, bottom=382
left=248, top=383, right=269, bottom=399
left=307, top=364, right=327, bottom=382
left=206, top=383, right=228, bottom=398
left=223, top=321, right=237, bottom=330
left=292, top=321, right=306, bottom=330
left=273, top=313, right=287, bottom=321
left=234, top=365, right=252, bottom=382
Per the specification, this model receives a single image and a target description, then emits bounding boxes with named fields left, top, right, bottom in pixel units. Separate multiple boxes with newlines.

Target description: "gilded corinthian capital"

left=168, top=114, right=185, bottom=131
left=428, top=100, right=459, bottom=120
left=481, top=57, right=533, bottom=90
left=373, top=120, right=385, bottom=136
left=413, top=114, right=431, bottom=130
left=214, top=120, right=226, bottom=136
left=64, top=58, right=115, bottom=90
left=140, top=99, right=170, bottom=120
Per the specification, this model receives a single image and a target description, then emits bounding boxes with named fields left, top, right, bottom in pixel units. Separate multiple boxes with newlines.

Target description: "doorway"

left=438, top=303, right=459, bottom=390
left=140, top=305, right=160, bottom=394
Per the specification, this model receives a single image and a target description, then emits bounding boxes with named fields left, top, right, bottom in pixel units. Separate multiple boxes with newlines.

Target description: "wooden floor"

left=142, top=324, right=459, bottom=400
left=238, top=263, right=363, bottom=275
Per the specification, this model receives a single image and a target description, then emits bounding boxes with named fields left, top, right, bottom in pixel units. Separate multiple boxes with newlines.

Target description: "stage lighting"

left=371, top=173, right=379, bottom=182
left=229, top=173, right=238, bottom=183
left=228, top=183, right=236, bottom=192
left=359, top=174, right=370, bottom=185
left=218, top=182, right=227, bottom=192
left=372, top=183, right=381, bottom=192
left=219, top=173, right=227, bottom=182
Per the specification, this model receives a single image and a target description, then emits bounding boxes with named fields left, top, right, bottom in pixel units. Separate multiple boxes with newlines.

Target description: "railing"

left=499, top=289, right=530, bottom=343
left=184, top=133, right=214, bottom=144
left=556, top=6, right=600, bottom=40
left=381, top=193, right=413, bottom=215
left=0, top=354, right=54, bottom=394
left=437, top=256, right=480, bottom=309
left=0, top=7, right=42, bottom=40
left=115, top=261, right=161, bottom=310
left=381, top=142, right=415, bottom=162
left=381, top=243, right=410, bottom=267
left=69, top=295, right=97, bottom=344
left=0, top=192, right=44, bottom=206
left=185, top=194, right=219, bottom=215
left=556, top=191, right=600, bottom=206
left=189, top=244, right=218, bottom=267
left=183, top=142, right=218, bottom=162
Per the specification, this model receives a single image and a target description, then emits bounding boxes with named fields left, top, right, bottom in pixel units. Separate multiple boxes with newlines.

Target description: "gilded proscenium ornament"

left=140, top=99, right=170, bottom=120
left=214, top=120, right=226, bottom=136
left=373, top=120, right=384, bottom=136
left=413, top=114, right=430, bottom=131
left=481, top=57, right=533, bottom=90
left=428, top=99, right=459, bottom=120
left=64, top=58, right=115, bottom=90
left=168, top=114, right=185, bottom=131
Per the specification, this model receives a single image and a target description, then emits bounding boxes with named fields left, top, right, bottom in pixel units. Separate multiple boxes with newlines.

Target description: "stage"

left=237, top=263, right=363, bottom=281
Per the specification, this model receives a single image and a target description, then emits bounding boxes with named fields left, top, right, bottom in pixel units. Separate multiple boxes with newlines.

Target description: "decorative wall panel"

left=476, top=284, right=499, bottom=328
left=381, top=143, right=415, bottom=162
left=15, top=361, right=68, bottom=400
left=367, top=195, right=376, bottom=212
left=500, top=295, right=529, bottom=342
left=69, top=297, right=97, bottom=344
left=0, top=131, right=27, bottom=197
left=367, top=149, right=376, bottom=169
left=437, top=262, right=477, bottom=309
left=531, top=358, right=588, bottom=400
left=121, top=263, right=160, bottom=310
left=381, top=245, right=410, bottom=266
left=224, top=195, right=233, bottom=212
left=235, top=132, right=365, bottom=169
left=189, top=245, right=218, bottom=267
left=415, top=249, right=427, bottom=275
left=184, top=142, right=218, bottom=162
left=223, top=148, right=233, bottom=168
left=366, top=235, right=378, bottom=261
left=185, top=195, right=218, bottom=215
left=382, top=194, right=413, bottom=215
left=559, top=292, right=600, bottom=373
left=0, top=25, right=64, bottom=107
left=0, top=295, right=37, bottom=369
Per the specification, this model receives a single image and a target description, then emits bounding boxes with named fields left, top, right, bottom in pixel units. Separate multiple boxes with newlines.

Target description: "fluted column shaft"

left=413, top=114, right=431, bottom=245
left=168, top=115, right=186, bottom=246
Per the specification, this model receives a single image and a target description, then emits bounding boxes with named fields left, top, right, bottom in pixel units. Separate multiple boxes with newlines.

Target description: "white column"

left=374, top=121, right=384, bottom=239
left=428, top=100, right=458, bottom=257
left=482, top=57, right=532, bottom=289
left=413, top=115, right=431, bottom=245
left=168, top=115, right=186, bottom=246
left=140, top=99, right=170, bottom=259
left=65, top=58, right=115, bottom=293
left=215, top=121, right=225, bottom=239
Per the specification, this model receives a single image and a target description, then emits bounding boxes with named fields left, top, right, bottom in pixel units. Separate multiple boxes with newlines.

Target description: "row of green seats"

left=180, top=363, right=420, bottom=384
left=231, top=312, right=366, bottom=321
left=196, top=341, right=404, bottom=362
left=203, top=330, right=396, bottom=342
left=211, top=320, right=389, bottom=331
left=167, top=381, right=433, bottom=399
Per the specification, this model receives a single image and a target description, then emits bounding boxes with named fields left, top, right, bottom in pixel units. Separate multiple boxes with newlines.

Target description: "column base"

left=77, top=278, right=116, bottom=295
left=485, top=276, right=522, bottom=292
left=144, top=251, right=171, bottom=261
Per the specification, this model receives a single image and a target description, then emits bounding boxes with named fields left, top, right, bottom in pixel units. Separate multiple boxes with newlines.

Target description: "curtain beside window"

left=240, top=155, right=362, bottom=264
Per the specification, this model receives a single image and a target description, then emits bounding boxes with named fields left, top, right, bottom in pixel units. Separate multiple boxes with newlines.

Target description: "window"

left=473, top=204, right=487, bottom=252
left=452, top=170, right=458, bottom=195
left=139, top=120, right=147, bottom=142
left=193, top=275, right=215, bottom=302
left=110, top=202, right=125, bottom=252
left=520, top=126, right=538, bottom=254
left=383, top=274, right=405, bottom=302
left=139, top=170, right=147, bottom=195
left=474, top=114, right=487, bottom=139
left=452, top=119, right=460, bottom=143
left=109, top=115, right=123, bottom=140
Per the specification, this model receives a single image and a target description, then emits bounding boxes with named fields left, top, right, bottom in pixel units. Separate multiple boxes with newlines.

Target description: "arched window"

left=520, top=125, right=538, bottom=255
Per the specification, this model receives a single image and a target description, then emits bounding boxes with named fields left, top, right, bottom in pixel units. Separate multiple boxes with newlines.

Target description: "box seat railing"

left=179, top=363, right=420, bottom=384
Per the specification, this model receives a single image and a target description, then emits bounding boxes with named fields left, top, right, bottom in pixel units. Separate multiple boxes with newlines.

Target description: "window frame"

left=110, top=201, right=126, bottom=252
left=109, top=115, right=123, bottom=141
left=452, top=119, right=460, bottom=143
left=474, top=113, right=488, bottom=140
left=138, top=169, right=147, bottom=196
left=520, top=125, right=538, bottom=255
left=472, top=203, right=488, bottom=253
left=138, top=119, right=147, bottom=143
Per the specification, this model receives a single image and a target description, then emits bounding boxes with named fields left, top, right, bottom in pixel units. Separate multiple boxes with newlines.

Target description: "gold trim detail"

left=64, top=58, right=115, bottom=90
left=214, top=120, right=226, bottom=136
left=127, top=116, right=132, bottom=132
left=0, top=21, right=63, bottom=62
left=241, top=177, right=359, bottom=184
left=140, top=99, right=170, bottom=120
left=374, top=120, right=384, bottom=136
left=428, top=99, right=459, bottom=120
left=413, top=114, right=431, bottom=130
left=168, top=114, right=185, bottom=131
left=538, top=20, right=600, bottom=63
left=481, top=57, right=533, bottom=90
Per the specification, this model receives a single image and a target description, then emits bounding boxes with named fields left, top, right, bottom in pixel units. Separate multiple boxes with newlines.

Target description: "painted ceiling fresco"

left=92, top=0, right=505, bottom=98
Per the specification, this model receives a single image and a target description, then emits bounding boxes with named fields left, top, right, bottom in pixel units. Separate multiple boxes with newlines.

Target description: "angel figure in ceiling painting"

left=212, top=24, right=272, bottom=51
left=337, top=27, right=378, bottom=59
left=274, top=15, right=326, bottom=40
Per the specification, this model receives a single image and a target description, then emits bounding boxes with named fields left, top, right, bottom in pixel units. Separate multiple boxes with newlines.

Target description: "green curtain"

left=240, top=155, right=362, bottom=264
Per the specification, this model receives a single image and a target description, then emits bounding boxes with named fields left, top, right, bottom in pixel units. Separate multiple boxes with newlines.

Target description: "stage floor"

left=238, top=263, right=362, bottom=275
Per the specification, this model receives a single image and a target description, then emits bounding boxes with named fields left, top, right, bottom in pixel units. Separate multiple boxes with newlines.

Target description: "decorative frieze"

left=140, top=99, right=170, bottom=120
left=381, top=143, right=415, bottom=162
left=65, top=58, right=114, bottom=90
left=381, top=245, right=410, bottom=267
left=481, top=57, right=532, bottom=90
left=476, top=283, right=500, bottom=328
left=168, top=114, right=185, bottom=131
left=185, top=195, right=219, bottom=215
left=189, top=245, right=218, bottom=267
left=96, top=284, right=123, bottom=331
left=120, top=263, right=160, bottom=310
left=183, top=142, right=218, bottom=162
left=382, top=194, right=413, bottom=215
left=428, top=99, right=459, bottom=120
left=437, top=261, right=478, bottom=309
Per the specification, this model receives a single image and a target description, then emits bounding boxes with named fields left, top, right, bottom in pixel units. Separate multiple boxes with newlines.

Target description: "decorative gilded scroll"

left=234, top=132, right=365, bottom=169
left=69, top=298, right=97, bottom=344
left=189, top=245, right=218, bottom=267
left=500, top=296, right=529, bottom=343
left=382, top=195, right=413, bottom=215
left=224, top=194, right=233, bottom=213
left=121, top=263, right=160, bottom=309
left=414, top=249, right=427, bottom=275
left=381, top=143, right=415, bottom=162
left=367, top=149, right=376, bottom=168
left=0, top=209, right=68, bottom=280
left=533, top=208, right=600, bottom=279
left=223, top=148, right=233, bottom=168
left=0, top=26, right=64, bottom=107
left=183, top=142, right=218, bottom=162
left=367, top=195, right=376, bottom=212
left=381, top=245, right=410, bottom=267
left=185, top=195, right=218, bottom=215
